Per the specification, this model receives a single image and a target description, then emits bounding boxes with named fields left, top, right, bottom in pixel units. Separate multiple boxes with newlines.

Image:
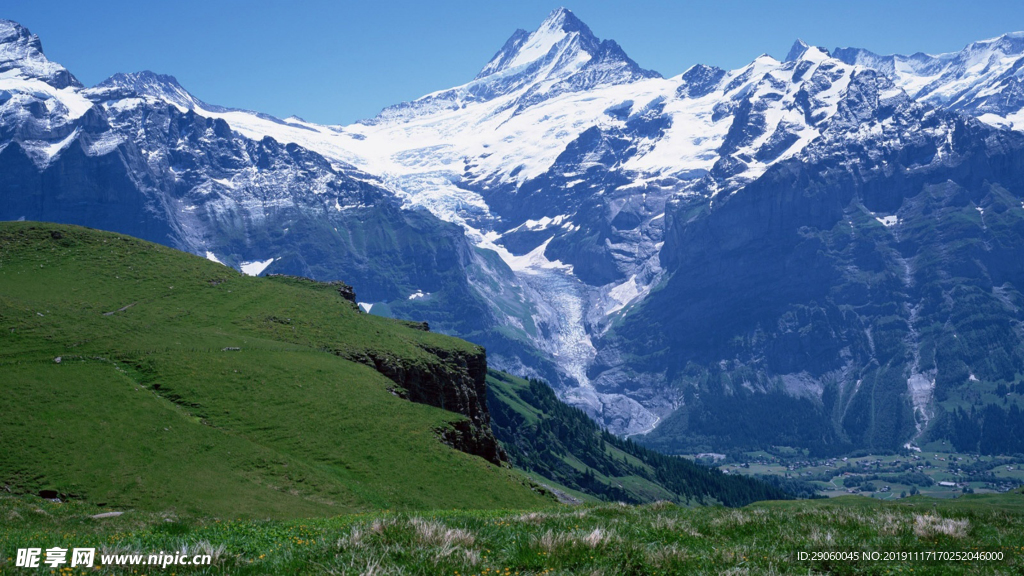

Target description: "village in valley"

left=688, top=444, right=1024, bottom=500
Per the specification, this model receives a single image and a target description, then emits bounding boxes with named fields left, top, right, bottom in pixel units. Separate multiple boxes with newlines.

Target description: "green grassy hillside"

left=0, top=222, right=549, bottom=518
left=486, top=371, right=789, bottom=506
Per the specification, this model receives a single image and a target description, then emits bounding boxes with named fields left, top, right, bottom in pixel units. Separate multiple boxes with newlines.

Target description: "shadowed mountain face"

left=1, top=12, right=1023, bottom=453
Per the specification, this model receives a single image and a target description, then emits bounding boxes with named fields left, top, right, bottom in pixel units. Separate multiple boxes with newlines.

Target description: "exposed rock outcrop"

left=344, top=345, right=505, bottom=465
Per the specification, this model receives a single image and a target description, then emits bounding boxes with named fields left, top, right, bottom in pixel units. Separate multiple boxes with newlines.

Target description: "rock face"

left=339, top=343, right=503, bottom=465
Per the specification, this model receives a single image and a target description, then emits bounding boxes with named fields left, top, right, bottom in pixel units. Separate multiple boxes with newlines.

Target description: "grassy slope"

left=486, top=371, right=789, bottom=506
left=0, top=222, right=548, bottom=518
left=2, top=491, right=1022, bottom=574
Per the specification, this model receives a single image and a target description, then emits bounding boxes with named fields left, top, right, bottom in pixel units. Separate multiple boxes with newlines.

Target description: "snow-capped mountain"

left=1, top=10, right=1023, bottom=453
left=625, top=69, right=1024, bottom=453
left=121, top=10, right=880, bottom=434
left=90, top=71, right=214, bottom=112
left=382, top=7, right=660, bottom=124
left=834, top=31, right=1024, bottom=129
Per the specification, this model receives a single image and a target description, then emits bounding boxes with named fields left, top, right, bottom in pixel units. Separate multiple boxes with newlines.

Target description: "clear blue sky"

left=5, top=0, right=1024, bottom=125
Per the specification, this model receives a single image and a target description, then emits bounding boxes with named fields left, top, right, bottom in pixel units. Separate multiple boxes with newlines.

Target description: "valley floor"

left=2, top=492, right=1022, bottom=575
left=701, top=446, right=1024, bottom=501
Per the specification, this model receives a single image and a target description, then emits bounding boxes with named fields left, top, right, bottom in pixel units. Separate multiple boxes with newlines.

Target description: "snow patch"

left=239, top=258, right=275, bottom=276
left=205, top=251, right=225, bottom=265
left=84, top=131, right=124, bottom=156
left=38, top=128, right=79, bottom=161
left=606, top=274, right=640, bottom=315
left=490, top=236, right=573, bottom=274
left=0, top=75, right=93, bottom=119
left=875, top=215, right=898, bottom=227
left=505, top=16, right=570, bottom=71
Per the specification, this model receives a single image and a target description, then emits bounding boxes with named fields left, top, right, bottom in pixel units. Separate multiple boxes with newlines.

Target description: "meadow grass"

left=1, top=492, right=1022, bottom=575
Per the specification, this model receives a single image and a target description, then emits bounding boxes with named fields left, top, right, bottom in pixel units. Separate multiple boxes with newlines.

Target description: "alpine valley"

left=2, top=8, right=1024, bottom=457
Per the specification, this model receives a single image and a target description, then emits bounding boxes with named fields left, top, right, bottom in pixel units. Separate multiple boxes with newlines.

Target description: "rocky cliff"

left=343, top=343, right=504, bottom=465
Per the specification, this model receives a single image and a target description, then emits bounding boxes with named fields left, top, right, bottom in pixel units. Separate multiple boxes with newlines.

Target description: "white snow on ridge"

left=163, top=35, right=862, bottom=232
left=483, top=235, right=573, bottom=274
left=0, top=20, right=77, bottom=85
left=875, top=215, right=898, bottom=227
left=239, top=258, right=275, bottom=276
left=503, top=13, right=572, bottom=71
left=511, top=214, right=572, bottom=232
left=205, top=251, right=225, bottom=265
left=0, top=74, right=92, bottom=119
left=606, top=274, right=641, bottom=315
left=40, top=127, right=80, bottom=160
left=843, top=31, right=1024, bottom=128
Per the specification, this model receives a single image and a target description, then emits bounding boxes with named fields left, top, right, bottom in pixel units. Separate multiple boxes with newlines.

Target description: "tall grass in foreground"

left=2, top=493, right=1022, bottom=575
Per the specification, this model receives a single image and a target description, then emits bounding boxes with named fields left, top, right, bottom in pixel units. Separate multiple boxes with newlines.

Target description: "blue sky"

left=6, top=0, right=1024, bottom=124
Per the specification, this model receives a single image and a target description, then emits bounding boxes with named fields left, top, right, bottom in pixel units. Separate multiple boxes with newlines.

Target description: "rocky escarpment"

left=344, top=345, right=505, bottom=465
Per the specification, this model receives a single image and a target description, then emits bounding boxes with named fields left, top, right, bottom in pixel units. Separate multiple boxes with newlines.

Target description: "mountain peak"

left=91, top=70, right=204, bottom=110
left=784, top=39, right=809, bottom=61
left=541, top=7, right=588, bottom=34
left=0, top=19, right=80, bottom=89
left=970, top=30, right=1024, bottom=46
left=477, top=8, right=597, bottom=79
left=0, top=20, right=39, bottom=51
left=97, top=70, right=185, bottom=92
left=785, top=39, right=831, bottom=62
left=475, top=7, right=657, bottom=84
left=961, top=30, right=1024, bottom=59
